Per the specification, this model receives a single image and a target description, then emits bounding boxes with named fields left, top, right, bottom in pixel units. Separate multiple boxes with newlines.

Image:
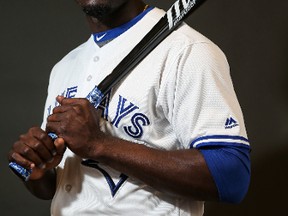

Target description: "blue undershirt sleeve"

left=196, top=144, right=251, bottom=203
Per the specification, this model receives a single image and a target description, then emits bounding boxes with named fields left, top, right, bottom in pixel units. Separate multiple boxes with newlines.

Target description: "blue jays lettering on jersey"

left=47, top=86, right=151, bottom=139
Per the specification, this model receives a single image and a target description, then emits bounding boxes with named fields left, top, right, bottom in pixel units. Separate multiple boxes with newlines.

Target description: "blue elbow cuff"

left=194, top=136, right=251, bottom=203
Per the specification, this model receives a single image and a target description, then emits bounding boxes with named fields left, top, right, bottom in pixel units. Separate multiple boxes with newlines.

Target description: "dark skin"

left=8, top=0, right=219, bottom=201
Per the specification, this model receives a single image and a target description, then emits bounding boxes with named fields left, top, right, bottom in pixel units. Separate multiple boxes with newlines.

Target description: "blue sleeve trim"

left=191, top=135, right=251, bottom=203
left=190, top=135, right=250, bottom=149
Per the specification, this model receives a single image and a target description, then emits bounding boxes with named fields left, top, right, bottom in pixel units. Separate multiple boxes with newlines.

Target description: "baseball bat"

left=9, top=0, right=206, bottom=181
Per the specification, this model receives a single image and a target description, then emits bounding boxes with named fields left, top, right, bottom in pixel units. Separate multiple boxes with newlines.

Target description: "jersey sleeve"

left=157, top=40, right=251, bottom=203
left=157, top=41, right=249, bottom=149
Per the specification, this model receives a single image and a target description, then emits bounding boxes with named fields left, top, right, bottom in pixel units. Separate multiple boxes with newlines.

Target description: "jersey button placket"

left=87, top=75, right=92, bottom=81
left=93, top=56, right=99, bottom=62
left=86, top=56, right=100, bottom=82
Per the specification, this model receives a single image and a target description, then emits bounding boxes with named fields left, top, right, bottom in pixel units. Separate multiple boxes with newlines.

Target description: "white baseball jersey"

left=41, top=7, right=249, bottom=216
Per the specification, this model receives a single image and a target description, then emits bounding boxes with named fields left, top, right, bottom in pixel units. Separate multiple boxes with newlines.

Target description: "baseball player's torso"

left=42, top=8, right=247, bottom=216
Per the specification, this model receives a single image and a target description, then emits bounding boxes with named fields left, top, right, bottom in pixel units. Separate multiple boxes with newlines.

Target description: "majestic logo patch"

left=225, top=117, right=239, bottom=129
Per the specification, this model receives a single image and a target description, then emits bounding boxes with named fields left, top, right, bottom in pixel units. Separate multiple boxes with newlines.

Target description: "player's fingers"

left=47, top=138, right=66, bottom=166
left=47, top=105, right=85, bottom=134
left=12, top=134, right=43, bottom=167
left=11, top=141, right=45, bottom=168
left=24, top=139, right=54, bottom=163
left=56, top=95, right=65, bottom=104
left=57, top=97, right=91, bottom=114
left=49, top=105, right=82, bottom=121
left=54, top=137, right=66, bottom=155
left=21, top=145, right=46, bottom=169
left=45, top=121, right=61, bottom=138
left=8, top=151, right=35, bottom=170
left=56, top=96, right=88, bottom=106
left=29, top=127, right=57, bottom=158
left=51, top=104, right=73, bottom=115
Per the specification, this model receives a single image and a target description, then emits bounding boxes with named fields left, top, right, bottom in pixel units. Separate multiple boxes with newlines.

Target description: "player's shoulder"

left=58, top=37, right=93, bottom=63
left=172, top=22, right=224, bottom=56
left=148, top=7, right=223, bottom=55
left=48, top=36, right=93, bottom=81
left=176, top=23, right=211, bottom=44
left=50, top=36, right=93, bottom=73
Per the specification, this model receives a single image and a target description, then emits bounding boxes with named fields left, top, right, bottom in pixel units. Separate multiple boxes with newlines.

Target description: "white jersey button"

left=65, top=184, right=72, bottom=192
left=87, top=75, right=92, bottom=81
left=93, top=56, right=99, bottom=62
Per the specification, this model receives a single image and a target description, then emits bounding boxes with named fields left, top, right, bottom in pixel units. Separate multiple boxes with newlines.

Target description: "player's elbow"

left=218, top=166, right=250, bottom=204
left=199, top=144, right=251, bottom=204
left=215, top=149, right=251, bottom=204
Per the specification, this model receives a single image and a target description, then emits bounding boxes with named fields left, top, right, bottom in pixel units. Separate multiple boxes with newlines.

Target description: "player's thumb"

left=54, top=137, right=66, bottom=156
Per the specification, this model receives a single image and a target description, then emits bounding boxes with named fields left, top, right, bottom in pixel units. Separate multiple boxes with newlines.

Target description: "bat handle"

left=9, top=86, right=104, bottom=181
left=86, top=85, right=104, bottom=108
left=8, top=133, right=58, bottom=181
left=8, top=162, right=32, bottom=181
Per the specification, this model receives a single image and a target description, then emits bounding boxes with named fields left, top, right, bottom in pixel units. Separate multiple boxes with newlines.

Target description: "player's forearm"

left=93, top=136, right=219, bottom=201
left=24, top=168, right=57, bottom=200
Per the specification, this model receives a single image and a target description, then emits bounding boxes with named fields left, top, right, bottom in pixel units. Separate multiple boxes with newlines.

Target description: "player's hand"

left=46, top=96, right=104, bottom=159
left=7, top=127, right=66, bottom=180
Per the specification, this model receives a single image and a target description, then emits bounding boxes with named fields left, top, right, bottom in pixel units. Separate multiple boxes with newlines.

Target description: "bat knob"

left=9, top=162, right=31, bottom=181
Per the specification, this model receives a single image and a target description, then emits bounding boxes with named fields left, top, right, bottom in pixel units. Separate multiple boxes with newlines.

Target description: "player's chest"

left=47, top=73, right=161, bottom=143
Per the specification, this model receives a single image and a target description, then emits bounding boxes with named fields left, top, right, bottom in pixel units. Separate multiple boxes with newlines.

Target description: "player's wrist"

left=88, top=134, right=118, bottom=163
left=24, top=168, right=57, bottom=200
